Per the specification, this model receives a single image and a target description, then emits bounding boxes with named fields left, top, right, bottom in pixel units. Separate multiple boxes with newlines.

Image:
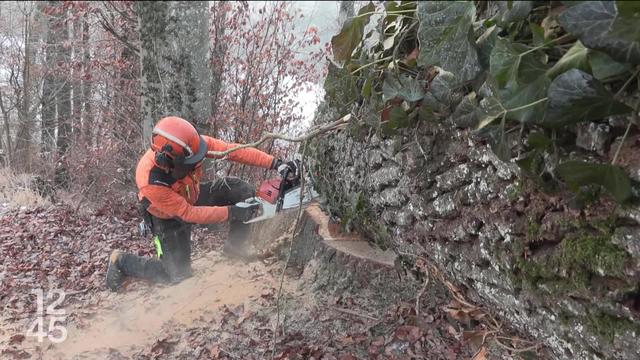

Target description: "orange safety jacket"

left=136, top=136, right=274, bottom=224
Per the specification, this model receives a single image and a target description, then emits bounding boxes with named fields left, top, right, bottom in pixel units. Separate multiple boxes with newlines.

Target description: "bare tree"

left=81, top=15, right=92, bottom=145
left=40, top=1, right=64, bottom=154
left=55, top=5, right=71, bottom=183
left=0, top=91, right=11, bottom=166
left=209, top=1, right=228, bottom=132
left=12, top=2, right=37, bottom=171
left=72, top=18, right=82, bottom=139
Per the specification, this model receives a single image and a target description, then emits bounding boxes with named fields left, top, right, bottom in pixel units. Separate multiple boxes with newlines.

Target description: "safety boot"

left=105, top=250, right=124, bottom=291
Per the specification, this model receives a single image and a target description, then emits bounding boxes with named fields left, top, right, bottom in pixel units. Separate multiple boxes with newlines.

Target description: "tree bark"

left=167, top=1, right=212, bottom=133
left=209, top=1, right=228, bottom=125
left=0, top=91, right=11, bottom=167
left=136, top=1, right=168, bottom=147
left=136, top=1, right=212, bottom=147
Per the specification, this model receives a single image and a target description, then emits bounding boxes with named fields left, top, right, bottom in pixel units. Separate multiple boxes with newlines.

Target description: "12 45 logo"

left=26, top=289, right=67, bottom=343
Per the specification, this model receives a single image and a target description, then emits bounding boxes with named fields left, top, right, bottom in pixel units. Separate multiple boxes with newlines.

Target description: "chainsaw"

left=236, top=161, right=319, bottom=224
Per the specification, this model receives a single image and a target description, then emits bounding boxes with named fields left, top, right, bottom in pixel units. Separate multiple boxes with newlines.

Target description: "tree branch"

left=97, top=9, right=139, bottom=56
left=207, top=114, right=352, bottom=158
left=271, top=142, right=308, bottom=359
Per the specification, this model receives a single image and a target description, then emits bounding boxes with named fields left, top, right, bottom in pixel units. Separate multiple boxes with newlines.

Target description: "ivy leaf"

left=526, top=132, right=553, bottom=151
left=381, top=106, right=409, bottom=135
left=429, top=69, right=463, bottom=109
left=418, top=103, right=438, bottom=123
left=559, top=1, right=640, bottom=64
left=546, top=41, right=629, bottom=80
left=517, top=152, right=545, bottom=178
left=481, top=124, right=511, bottom=162
left=610, top=1, right=640, bottom=43
left=382, top=74, right=425, bottom=102
left=530, top=22, right=546, bottom=46
left=494, top=1, right=533, bottom=25
left=476, top=25, right=498, bottom=70
left=476, top=95, right=503, bottom=129
left=324, top=62, right=358, bottom=109
left=501, top=76, right=550, bottom=123
left=476, top=74, right=548, bottom=128
left=546, top=41, right=591, bottom=79
left=384, top=0, right=415, bottom=24
left=589, top=50, right=631, bottom=80
left=556, top=161, right=632, bottom=203
left=450, top=92, right=478, bottom=128
left=543, top=69, right=632, bottom=128
left=417, top=1, right=481, bottom=85
left=490, top=38, right=548, bottom=88
left=331, top=2, right=376, bottom=62
left=493, top=134, right=511, bottom=162
left=361, top=77, right=373, bottom=98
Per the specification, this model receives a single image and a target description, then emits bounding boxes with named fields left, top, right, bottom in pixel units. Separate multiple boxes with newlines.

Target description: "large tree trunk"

left=208, top=1, right=227, bottom=177
left=167, top=1, right=212, bottom=133
left=209, top=1, right=228, bottom=126
left=136, top=1, right=168, bottom=147
left=136, top=1, right=211, bottom=147
left=311, top=89, right=640, bottom=360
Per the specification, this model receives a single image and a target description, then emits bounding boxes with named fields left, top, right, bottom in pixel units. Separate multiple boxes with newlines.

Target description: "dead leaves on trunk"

left=445, top=299, right=487, bottom=324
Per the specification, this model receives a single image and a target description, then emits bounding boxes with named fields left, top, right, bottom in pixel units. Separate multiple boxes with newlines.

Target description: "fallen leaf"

left=371, top=336, right=385, bottom=347
left=445, top=300, right=485, bottom=323
left=237, top=310, right=254, bottom=325
left=464, top=330, right=491, bottom=350
left=8, top=334, right=25, bottom=345
left=209, top=344, right=221, bottom=358
left=338, top=354, right=357, bottom=360
left=446, top=324, right=458, bottom=337
left=395, top=325, right=422, bottom=342
left=472, top=346, right=487, bottom=360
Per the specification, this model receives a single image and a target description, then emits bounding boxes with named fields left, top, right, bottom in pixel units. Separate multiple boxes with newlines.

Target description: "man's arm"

left=141, top=185, right=229, bottom=224
left=203, top=136, right=275, bottom=169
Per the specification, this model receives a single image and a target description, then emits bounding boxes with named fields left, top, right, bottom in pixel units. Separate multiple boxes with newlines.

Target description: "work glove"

left=272, top=159, right=299, bottom=180
left=228, top=203, right=260, bottom=223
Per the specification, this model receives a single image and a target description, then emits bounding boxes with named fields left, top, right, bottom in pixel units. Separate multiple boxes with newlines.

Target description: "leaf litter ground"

left=0, top=201, right=512, bottom=359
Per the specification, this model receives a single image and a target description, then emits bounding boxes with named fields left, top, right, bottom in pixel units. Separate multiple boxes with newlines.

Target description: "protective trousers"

left=118, top=177, right=255, bottom=284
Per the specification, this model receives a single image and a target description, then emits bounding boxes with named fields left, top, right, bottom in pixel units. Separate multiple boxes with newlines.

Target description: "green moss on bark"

left=559, top=234, right=628, bottom=277
left=512, top=222, right=629, bottom=296
left=585, top=311, right=640, bottom=343
left=526, top=217, right=540, bottom=242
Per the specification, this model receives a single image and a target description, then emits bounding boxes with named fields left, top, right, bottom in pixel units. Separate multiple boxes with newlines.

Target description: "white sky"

left=282, top=1, right=338, bottom=129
